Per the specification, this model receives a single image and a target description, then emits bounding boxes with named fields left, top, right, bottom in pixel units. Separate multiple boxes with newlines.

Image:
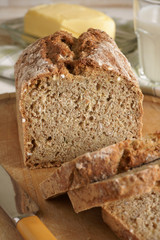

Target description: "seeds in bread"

left=40, top=133, right=160, bottom=199
left=15, top=28, right=143, bottom=169
left=102, top=187, right=160, bottom=240
left=68, top=158, right=160, bottom=213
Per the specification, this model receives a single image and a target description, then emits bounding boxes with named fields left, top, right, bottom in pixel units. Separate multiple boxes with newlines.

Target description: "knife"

left=0, top=164, right=57, bottom=240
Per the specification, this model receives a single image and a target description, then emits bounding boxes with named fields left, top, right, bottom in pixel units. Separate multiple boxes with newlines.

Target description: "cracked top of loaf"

left=15, top=28, right=138, bottom=95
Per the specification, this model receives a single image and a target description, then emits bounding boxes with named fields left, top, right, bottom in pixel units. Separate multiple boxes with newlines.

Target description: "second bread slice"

left=68, top=158, right=160, bottom=213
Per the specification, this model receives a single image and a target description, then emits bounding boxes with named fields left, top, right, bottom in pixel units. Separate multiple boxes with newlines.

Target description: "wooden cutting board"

left=0, top=93, right=160, bottom=240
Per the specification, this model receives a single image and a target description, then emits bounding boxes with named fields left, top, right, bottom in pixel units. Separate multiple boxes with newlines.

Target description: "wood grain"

left=0, top=93, right=159, bottom=240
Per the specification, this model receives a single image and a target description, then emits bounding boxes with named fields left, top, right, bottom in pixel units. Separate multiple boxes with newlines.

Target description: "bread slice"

left=15, top=28, right=143, bottom=169
left=68, top=158, right=160, bottom=213
left=102, top=187, right=160, bottom=240
left=40, top=133, right=160, bottom=199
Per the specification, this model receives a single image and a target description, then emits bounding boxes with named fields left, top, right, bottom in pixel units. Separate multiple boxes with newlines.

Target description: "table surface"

left=0, top=0, right=133, bottom=94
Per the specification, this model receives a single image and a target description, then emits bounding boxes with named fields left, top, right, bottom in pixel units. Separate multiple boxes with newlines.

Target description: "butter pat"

left=24, top=3, right=115, bottom=39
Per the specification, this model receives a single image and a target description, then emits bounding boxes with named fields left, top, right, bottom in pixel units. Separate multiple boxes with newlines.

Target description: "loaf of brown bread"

left=40, top=133, right=160, bottom=199
left=68, top=158, right=160, bottom=213
left=15, top=28, right=143, bottom=169
left=102, top=187, right=160, bottom=240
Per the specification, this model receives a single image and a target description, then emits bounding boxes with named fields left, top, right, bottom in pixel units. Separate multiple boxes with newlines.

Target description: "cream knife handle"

left=17, top=215, right=57, bottom=240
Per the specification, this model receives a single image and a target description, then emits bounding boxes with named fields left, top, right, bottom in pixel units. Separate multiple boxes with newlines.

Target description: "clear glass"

left=134, top=0, right=160, bottom=83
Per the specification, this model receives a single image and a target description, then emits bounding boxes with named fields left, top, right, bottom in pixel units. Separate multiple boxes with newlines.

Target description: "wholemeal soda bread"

left=68, top=158, right=160, bottom=213
left=15, top=28, right=143, bottom=169
left=40, top=133, right=160, bottom=199
left=102, top=187, right=160, bottom=240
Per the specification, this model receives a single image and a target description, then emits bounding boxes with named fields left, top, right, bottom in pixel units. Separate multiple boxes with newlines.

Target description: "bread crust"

left=15, top=29, right=141, bottom=91
left=68, top=158, right=160, bottom=213
left=40, top=144, right=121, bottom=199
left=15, top=28, right=143, bottom=168
left=40, top=133, right=160, bottom=199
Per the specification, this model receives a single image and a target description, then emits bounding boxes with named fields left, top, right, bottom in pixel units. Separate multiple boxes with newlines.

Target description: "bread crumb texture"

left=102, top=188, right=160, bottom=240
left=15, top=29, right=143, bottom=168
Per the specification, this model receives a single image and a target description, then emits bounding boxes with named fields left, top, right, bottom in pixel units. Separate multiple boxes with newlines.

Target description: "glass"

left=134, top=0, right=160, bottom=83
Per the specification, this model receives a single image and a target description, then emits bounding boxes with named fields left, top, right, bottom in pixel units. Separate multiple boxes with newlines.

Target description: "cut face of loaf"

left=15, top=28, right=143, bottom=168
left=102, top=188, right=160, bottom=240
left=40, top=133, right=160, bottom=199
left=68, top=158, right=160, bottom=213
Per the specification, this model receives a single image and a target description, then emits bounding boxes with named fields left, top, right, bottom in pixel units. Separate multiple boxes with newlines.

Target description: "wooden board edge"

left=144, top=95, right=160, bottom=104
left=0, top=92, right=16, bottom=100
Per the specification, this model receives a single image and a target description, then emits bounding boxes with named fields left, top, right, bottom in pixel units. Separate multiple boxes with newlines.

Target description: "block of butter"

left=24, top=3, right=115, bottom=39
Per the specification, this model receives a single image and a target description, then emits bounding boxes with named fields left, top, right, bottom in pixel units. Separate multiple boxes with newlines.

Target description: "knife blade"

left=0, top=164, right=57, bottom=240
